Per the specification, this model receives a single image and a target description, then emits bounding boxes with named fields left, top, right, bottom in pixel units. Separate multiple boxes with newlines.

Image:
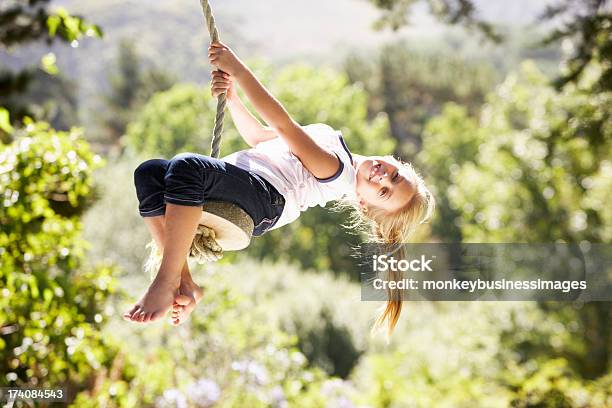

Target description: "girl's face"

left=354, top=156, right=416, bottom=214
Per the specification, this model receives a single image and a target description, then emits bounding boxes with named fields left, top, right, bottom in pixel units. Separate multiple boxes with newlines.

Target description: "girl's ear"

left=359, top=199, right=368, bottom=214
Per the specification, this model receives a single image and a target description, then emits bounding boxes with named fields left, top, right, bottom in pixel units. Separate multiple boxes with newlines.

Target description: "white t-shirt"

left=222, top=123, right=356, bottom=231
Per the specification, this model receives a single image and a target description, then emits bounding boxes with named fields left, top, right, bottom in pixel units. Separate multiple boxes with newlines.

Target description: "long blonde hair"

left=339, top=155, right=435, bottom=336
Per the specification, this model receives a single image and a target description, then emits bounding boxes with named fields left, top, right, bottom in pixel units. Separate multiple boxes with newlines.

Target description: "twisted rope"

left=200, top=0, right=225, bottom=159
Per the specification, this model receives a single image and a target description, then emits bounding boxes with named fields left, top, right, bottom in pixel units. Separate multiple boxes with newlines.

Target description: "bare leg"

left=123, top=203, right=203, bottom=324
left=124, top=215, right=204, bottom=326
left=125, top=214, right=204, bottom=325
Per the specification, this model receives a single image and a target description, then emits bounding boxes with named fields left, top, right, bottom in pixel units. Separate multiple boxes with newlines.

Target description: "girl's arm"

left=211, top=70, right=277, bottom=147
left=209, top=42, right=340, bottom=180
left=228, top=95, right=278, bottom=147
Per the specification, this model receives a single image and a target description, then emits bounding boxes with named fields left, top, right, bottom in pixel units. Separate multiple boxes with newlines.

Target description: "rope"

left=199, top=0, right=225, bottom=159
left=189, top=224, right=223, bottom=263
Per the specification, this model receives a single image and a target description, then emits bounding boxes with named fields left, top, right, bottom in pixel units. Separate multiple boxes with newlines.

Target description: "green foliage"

left=220, top=259, right=372, bottom=379
left=0, top=67, right=80, bottom=133
left=368, top=0, right=501, bottom=41
left=294, top=306, right=364, bottom=379
left=99, top=38, right=176, bottom=146
left=350, top=302, right=612, bottom=407
left=416, top=103, right=483, bottom=240
left=504, top=359, right=612, bottom=407
left=0, top=106, right=13, bottom=134
left=81, top=153, right=154, bottom=276
left=0, top=1, right=102, bottom=48
left=162, top=271, right=345, bottom=408
left=85, top=261, right=354, bottom=407
left=269, top=65, right=394, bottom=156
left=424, top=61, right=611, bottom=243
left=123, top=83, right=242, bottom=158
left=367, top=0, right=611, bottom=91
left=540, top=0, right=611, bottom=91
left=420, top=58, right=611, bottom=385
left=0, top=1, right=102, bottom=130
left=0, top=120, right=123, bottom=394
left=345, top=42, right=497, bottom=157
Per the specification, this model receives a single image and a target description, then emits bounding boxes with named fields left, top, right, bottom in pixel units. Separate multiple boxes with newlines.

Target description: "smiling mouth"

left=369, top=162, right=382, bottom=181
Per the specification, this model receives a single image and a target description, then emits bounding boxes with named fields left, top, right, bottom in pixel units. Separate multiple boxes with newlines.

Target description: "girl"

left=123, top=42, right=435, bottom=334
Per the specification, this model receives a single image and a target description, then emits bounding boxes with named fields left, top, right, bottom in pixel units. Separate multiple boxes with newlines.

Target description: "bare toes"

left=124, top=305, right=140, bottom=320
left=174, top=294, right=192, bottom=307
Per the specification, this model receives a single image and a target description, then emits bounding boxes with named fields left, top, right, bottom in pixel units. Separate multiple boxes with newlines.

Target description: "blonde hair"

left=338, top=155, right=435, bottom=337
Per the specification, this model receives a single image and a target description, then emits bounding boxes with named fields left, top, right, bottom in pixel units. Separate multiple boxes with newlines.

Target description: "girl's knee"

left=168, top=153, right=217, bottom=172
left=134, top=159, right=168, bottom=183
left=169, top=152, right=197, bottom=162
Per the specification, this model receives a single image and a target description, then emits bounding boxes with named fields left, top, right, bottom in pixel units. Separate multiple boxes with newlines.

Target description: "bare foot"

left=123, top=276, right=180, bottom=324
left=170, top=279, right=204, bottom=326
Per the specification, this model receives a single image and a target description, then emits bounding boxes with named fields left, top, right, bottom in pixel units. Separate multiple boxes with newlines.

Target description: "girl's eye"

left=379, top=187, right=388, bottom=197
left=392, top=172, right=399, bottom=182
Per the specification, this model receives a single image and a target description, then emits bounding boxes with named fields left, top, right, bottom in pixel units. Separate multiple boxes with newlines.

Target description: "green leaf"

left=0, top=107, right=13, bottom=133
left=41, top=53, right=59, bottom=75
left=47, top=15, right=61, bottom=37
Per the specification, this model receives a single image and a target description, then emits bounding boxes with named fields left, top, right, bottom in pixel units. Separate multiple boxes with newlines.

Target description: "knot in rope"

left=144, top=224, right=223, bottom=280
left=190, top=224, right=224, bottom=263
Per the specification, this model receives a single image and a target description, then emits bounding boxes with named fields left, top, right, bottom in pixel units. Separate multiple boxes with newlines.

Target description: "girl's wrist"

left=232, top=63, right=249, bottom=82
left=226, top=92, right=239, bottom=104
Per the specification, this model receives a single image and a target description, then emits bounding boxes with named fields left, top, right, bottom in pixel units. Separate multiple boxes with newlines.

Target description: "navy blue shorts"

left=133, top=152, right=286, bottom=237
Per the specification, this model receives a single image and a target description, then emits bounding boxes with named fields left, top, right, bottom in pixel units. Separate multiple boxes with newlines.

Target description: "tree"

left=368, top=0, right=501, bottom=40
left=0, top=120, right=124, bottom=395
left=345, top=42, right=497, bottom=157
left=0, top=66, right=79, bottom=130
left=0, top=0, right=101, bottom=48
left=0, top=1, right=126, bottom=400
left=366, top=0, right=611, bottom=89
left=100, top=38, right=175, bottom=147
left=0, top=0, right=101, bottom=135
left=420, top=59, right=611, bottom=378
left=123, top=83, right=233, bottom=158
left=539, top=0, right=611, bottom=90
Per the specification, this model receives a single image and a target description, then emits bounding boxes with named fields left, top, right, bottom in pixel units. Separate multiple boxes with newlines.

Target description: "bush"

left=0, top=120, right=121, bottom=395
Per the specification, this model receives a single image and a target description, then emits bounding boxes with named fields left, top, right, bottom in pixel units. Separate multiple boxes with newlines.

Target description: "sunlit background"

left=1, top=0, right=611, bottom=407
